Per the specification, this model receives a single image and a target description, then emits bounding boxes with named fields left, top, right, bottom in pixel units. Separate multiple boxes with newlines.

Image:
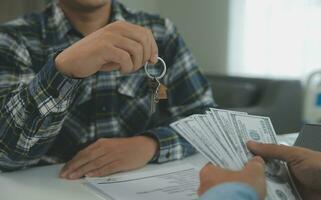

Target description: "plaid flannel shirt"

left=0, top=0, right=214, bottom=171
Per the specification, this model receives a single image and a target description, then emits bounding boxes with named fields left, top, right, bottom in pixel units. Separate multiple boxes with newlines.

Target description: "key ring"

left=144, top=57, right=167, bottom=79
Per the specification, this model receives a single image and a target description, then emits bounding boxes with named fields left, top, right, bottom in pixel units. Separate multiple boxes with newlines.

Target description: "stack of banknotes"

left=170, top=108, right=301, bottom=200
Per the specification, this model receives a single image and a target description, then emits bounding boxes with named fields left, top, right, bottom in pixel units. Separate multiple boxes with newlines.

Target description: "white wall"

left=158, top=0, right=229, bottom=75
left=119, top=0, right=229, bottom=75
left=0, top=0, right=44, bottom=23
left=0, top=0, right=229, bottom=75
left=118, top=0, right=159, bottom=14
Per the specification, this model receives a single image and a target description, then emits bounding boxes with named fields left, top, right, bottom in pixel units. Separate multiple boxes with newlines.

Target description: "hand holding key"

left=145, top=57, right=167, bottom=114
left=55, top=20, right=158, bottom=78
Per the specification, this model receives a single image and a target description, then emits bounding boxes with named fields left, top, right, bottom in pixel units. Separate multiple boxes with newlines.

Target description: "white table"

left=0, top=133, right=298, bottom=200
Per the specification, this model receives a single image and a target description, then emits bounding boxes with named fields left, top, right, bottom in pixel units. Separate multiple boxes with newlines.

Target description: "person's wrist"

left=136, top=135, right=159, bottom=159
left=55, top=52, right=74, bottom=78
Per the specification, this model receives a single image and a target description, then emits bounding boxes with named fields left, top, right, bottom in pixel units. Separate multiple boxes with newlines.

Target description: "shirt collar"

left=47, top=1, right=73, bottom=40
left=110, top=0, right=125, bottom=22
left=47, top=0, right=125, bottom=41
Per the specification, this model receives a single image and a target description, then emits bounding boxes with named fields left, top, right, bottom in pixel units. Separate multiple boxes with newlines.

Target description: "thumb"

left=247, top=141, right=298, bottom=162
left=243, top=157, right=267, bottom=200
left=244, top=156, right=265, bottom=175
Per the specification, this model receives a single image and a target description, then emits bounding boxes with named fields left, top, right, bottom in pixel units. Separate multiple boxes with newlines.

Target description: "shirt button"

left=166, top=152, right=171, bottom=159
left=48, top=87, right=59, bottom=98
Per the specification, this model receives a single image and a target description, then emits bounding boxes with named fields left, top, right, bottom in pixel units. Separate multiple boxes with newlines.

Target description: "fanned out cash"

left=170, top=108, right=301, bottom=200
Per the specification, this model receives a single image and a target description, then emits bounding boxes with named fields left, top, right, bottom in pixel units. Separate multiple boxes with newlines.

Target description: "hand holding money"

left=170, top=108, right=301, bottom=200
left=248, top=141, right=321, bottom=200
left=198, top=157, right=267, bottom=200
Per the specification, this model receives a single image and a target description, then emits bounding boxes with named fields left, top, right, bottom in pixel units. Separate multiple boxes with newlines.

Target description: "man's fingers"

left=101, top=62, right=120, bottom=71
left=67, top=155, right=114, bottom=180
left=199, top=163, right=221, bottom=178
left=244, top=156, right=265, bottom=174
left=86, top=161, right=121, bottom=177
left=142, top=29, right=158, bottom=65
left=142, top=29, right=152, bottom=67
left=114, top=22, right=150, bottom=64
left=60, top=146, right=104, bottom=178
left=106, top=47, right=134, bottom=74
left=250, top=156, right=265, bottom=165
left=112, top=21, right=158, bottom=65
left=112, top=34, right=144, bottom=70
left=62, top=141, right=99, bottom=172
left=243, top=156, right=267, bottom=200
left=149, top=30, right=158, bottom=64
left=247, top=141, right=299, bottom=162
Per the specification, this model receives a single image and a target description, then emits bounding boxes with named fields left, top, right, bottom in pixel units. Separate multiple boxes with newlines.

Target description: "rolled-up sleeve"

left=0, top=32, right=81, bottom=171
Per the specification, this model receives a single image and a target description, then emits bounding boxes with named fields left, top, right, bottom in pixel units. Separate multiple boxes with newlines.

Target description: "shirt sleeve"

left=0, top=31, right=81, bottom=171
left=141, top=18, right=215, bottom=163
left=199, top=183, right=260, bottom=200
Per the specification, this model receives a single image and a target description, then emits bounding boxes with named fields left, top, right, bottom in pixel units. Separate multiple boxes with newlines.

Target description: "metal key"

left=149, top=78, right=160, bottom=114
left=144, top=57, right=167, bottom=114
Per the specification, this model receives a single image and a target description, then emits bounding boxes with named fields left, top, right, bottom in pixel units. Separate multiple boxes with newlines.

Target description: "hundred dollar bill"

left=230, top=113, right=301, bottom=200
left=210, top=108, right=248, bottom=163
left=173, top=116, right=238, bottom=169
left=193, top=114, right=242, bottom=169
left=204, top=111, right=241, bottom=164
left=171, top=118, right=227, bottom=167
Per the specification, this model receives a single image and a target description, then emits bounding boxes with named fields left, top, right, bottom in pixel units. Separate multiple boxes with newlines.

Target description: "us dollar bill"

left=170, top=109, right=302, bottom=200
left=210, top=108, right=248, bottom=163
left=230, top=113, right=301, bottom=200
left=171, top=118, right=227, bottom=167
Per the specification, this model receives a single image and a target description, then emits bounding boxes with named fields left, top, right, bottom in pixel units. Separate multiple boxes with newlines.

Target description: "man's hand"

left=59, top=136, right=158, bottom=179
left=247, top=141, right=321, bottom=200
left=198, top=157, right=266, bottom=200
left=55, top=20, right=158, bottom=78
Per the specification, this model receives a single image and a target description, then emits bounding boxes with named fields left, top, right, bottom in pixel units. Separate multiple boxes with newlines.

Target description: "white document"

left=84, top=164, right=199, bottom=200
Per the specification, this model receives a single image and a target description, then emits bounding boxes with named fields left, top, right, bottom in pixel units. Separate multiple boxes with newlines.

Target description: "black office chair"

left=206, top=75, right=303, bottom=134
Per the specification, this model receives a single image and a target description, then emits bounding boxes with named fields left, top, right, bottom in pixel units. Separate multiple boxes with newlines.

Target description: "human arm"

left=198, top=157, right=266, bottom=200
left=58, top=18, right=214, bottom=179
left=0, top=30, right=81, bottom=171
left=247, top=141, right=321, bottom=200
left=0, top=20, right=158, bottom=172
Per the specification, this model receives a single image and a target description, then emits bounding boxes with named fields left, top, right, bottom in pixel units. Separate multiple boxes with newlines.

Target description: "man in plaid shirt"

left=0, top=0, right=214, bottom=179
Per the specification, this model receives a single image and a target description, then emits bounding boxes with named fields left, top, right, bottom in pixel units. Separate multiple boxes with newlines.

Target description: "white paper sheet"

left=84, top=164, right=199, bottom=200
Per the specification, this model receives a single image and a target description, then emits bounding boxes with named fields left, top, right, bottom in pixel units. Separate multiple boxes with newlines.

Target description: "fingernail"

left=255, top=156, right=265, bottom=165
left=247, top=140, right=259, bottom=146
left=152, top=54, right=158, bottom=64
left=60, top=171, right=67, bottom=178
left=68, top=173, right=77, bottom=179
left=247, top=141, right=263, bottom=151
left=247, top=140, right=255, bottom=145
left=86, top=172, right=94, bottom=177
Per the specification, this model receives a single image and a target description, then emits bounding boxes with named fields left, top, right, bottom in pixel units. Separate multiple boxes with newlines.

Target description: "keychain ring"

left=144, top=57, right=167, bottom=79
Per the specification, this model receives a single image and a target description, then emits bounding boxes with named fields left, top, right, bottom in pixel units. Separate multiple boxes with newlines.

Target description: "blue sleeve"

left=199, top=182, right=259, bottom=200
